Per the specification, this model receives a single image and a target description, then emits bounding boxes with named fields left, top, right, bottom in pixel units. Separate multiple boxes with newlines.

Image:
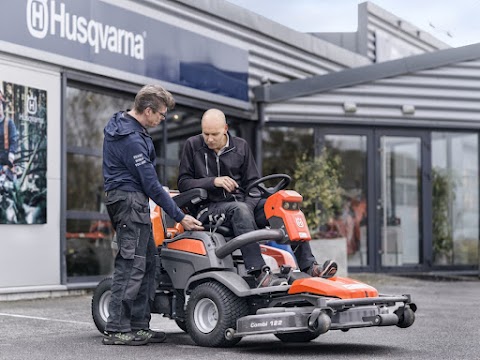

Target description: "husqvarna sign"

left=26, top=0, right=145, bottom=59
left=2, top=0, right=248, bottom=101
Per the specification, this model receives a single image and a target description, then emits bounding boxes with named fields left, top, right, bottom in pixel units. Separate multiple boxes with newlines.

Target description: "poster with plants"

left=0, top=81, right=47, bottom=224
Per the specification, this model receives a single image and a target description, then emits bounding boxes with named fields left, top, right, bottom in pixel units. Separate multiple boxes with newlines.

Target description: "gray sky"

left=225, top=0, right=480, bottom=48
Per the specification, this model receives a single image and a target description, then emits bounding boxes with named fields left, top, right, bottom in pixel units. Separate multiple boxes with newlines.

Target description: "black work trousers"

left=104, top=189, right=157, bottom=333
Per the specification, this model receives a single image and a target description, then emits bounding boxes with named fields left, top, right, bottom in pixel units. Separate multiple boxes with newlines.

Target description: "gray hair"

left=133, top=84, right=175, bottom=113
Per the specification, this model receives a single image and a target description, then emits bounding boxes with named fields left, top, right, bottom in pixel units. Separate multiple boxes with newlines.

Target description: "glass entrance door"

left=378, top=135, right=422, bottom=267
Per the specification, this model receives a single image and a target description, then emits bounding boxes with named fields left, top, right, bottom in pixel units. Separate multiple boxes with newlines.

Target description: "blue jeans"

left=104, top=189, right=157, bottom=333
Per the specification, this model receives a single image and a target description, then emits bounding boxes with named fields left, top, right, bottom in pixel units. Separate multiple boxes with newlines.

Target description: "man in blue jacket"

left=102, top=84, right=203, bottom=346
left=178, top=109, right=337, bottom=288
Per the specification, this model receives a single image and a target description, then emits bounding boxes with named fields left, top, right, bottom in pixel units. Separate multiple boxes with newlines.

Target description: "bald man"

left=178, top=109, right=337, bottom=288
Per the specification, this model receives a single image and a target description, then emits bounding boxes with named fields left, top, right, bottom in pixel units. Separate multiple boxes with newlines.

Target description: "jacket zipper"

left=217, top=147, right=235, bottom=199
left=216, top=155, right=226, bottom=198
left=204, top=153, right=209, bottom=175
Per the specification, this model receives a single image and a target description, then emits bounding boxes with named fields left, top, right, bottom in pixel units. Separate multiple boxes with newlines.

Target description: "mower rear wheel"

left=186, top=281, right=248, bottom=347
left=91, top=277, right=112, bottom=334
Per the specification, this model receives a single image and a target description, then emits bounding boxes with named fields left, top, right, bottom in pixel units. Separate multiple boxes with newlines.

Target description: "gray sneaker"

left=134, top=329, right=167, bottom=343
left=102, top=331, right=149, bottom=346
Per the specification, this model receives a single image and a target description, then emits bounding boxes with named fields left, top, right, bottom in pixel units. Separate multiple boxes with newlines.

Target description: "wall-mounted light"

left=343, top=102, right=357, bottom=113
left=402, top=104, right=415, bottom=115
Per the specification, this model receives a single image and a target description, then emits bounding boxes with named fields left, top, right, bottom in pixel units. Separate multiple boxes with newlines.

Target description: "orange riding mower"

left=91, top=174, right=416, bottom=347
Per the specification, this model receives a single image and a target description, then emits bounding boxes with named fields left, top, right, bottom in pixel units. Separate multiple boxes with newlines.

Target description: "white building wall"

left=0, top=56, right=61, bottom=288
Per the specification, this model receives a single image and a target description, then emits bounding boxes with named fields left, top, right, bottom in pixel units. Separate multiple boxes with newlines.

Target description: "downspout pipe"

left=255, top=77, right=271, bottom=176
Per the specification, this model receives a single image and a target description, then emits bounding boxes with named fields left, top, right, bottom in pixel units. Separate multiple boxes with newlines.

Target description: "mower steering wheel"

left=245, top=174, right=291, bottom=198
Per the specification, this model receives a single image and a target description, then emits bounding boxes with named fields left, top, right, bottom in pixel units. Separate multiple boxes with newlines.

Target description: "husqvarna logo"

left=26, top=0, right=145, bottom=60
left=27, top=95, right=37, bottom=115
left=27, top=0, right=48, bottom=39
left=295, top=217, right=305, bottom=228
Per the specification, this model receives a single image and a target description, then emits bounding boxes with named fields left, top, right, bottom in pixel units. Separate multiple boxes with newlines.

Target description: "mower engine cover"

left=264, top=190, right=311, bottom=242
left=289, top=276, right=379, bottom=299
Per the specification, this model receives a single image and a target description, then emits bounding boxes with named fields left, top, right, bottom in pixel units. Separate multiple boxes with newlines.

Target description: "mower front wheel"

left=275, top=311, right=330, bottom=343
left=396, top=306, right=415, bottom=328
left=275, top=330, right=321, bottom=343
left=186, top=281, right=248, bottom=347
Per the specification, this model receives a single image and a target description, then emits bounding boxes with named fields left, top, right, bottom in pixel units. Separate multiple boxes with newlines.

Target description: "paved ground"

left=0, top=274, right=478, bottom=360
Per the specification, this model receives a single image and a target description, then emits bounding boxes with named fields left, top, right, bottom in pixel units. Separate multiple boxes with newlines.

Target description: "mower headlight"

left=283, top=202, right=300, bottom=210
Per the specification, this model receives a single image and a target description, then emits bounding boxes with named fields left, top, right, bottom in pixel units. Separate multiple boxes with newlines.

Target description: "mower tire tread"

left=186, top=281, right=248, bottom=347
left=91, top=277, right=112, bottom=334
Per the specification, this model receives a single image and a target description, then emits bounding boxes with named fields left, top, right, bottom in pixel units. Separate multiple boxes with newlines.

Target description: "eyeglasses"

left=149, top=107, right=167, bottom=119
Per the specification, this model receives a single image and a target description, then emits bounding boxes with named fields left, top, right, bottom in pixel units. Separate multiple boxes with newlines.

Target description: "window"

left=66, top=85, right=133, bottom=279
left=432, top=132, right=479, bottom=266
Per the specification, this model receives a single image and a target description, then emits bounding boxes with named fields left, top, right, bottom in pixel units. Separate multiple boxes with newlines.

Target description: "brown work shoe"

left=255, top=266, right=288, bottom=288
left=307, top=260, right=338, bottom=278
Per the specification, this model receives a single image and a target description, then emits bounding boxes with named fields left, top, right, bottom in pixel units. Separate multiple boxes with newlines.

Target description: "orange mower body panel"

left=260, top=244, right=297, bottom=269
left=264, top=190, right=311, bottom=241
left=166, top=238, right=207, bottom=256
left=288, top=276, right=379, bottom=299
left=150, top=205, right=166, bottom=247
left=150, top=192, right=184, bottom=247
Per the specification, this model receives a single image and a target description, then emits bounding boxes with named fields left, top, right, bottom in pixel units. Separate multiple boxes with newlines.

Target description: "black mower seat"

left=173, top=188, right=208, bottom=210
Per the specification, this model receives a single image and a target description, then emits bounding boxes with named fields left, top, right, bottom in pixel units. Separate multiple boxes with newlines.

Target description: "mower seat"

left=173, top=188, right=208, bottom=210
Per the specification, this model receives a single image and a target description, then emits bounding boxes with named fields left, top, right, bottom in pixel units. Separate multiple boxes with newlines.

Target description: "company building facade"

left=0, top=0, right=478, bottom=295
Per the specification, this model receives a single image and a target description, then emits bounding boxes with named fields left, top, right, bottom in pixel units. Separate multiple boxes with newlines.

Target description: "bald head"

left=201, top=108, right=226, bottom=127
left=201, top=109, right=228, bottom=153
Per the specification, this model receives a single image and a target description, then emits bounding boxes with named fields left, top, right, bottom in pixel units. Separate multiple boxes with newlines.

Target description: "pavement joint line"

left=0, top=312, right=91, bottom=326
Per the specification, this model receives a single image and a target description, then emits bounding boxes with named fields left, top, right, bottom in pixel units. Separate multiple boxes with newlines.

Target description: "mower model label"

left=249, top=319, right=283, bottom=328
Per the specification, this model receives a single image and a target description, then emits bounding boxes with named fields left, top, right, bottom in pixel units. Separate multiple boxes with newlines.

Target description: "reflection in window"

left=380, top=137, right=421, bottom=266
left=66, top=86, right=132, bottom=279
left=67, top=154, right=104, bottom=211
left=66, top=219, right=114, bottom=277
left=66, top=87, right=133, bottom=149
left=325, top=135, right=368, bottom=266
left=432, top=132, right=478, bottom=266
left=262, top=127, right=314, bottom=185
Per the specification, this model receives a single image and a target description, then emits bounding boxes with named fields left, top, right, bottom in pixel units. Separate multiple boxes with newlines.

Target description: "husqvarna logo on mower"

left=295, top=217, right=305, bottom=228
left=26, top=0, right=145, bottom=59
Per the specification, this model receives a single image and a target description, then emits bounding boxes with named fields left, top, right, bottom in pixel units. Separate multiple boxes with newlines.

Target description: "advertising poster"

left=0, top=81, right=47, bottom=224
